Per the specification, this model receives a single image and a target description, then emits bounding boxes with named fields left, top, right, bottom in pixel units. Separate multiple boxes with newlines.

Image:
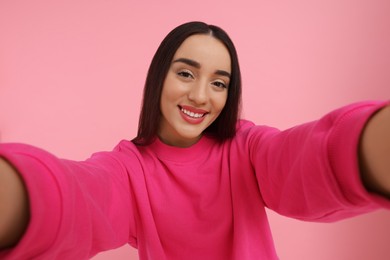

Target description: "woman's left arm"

left=359, top=105, right=390, bottom=198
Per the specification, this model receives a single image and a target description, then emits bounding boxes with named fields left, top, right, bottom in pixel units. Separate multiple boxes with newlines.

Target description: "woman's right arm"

left=0, top=158, right=29, bottom=248
left=0, top=142, right=137, bottom=259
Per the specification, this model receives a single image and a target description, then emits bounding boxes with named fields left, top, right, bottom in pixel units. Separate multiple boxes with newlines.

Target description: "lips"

left=178, top=105, right=208, bottom=124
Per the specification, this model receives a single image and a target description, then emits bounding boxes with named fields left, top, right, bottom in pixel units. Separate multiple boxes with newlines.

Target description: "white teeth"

left=181, top=108, right=204, bottom=118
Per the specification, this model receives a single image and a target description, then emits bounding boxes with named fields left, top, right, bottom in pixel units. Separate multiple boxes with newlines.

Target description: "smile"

left=180, top=108, right=205, bottom=118
left=178, top=105, right=208, bottom=124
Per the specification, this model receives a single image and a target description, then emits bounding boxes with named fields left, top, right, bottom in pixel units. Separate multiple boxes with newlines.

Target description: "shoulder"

left=235, top=119, right=278, bottom=138
left=84, top=140, right=146, bottom=170
left=229, top=120, right=284, bottom=155
left=114, top=139, right=140, bottom=153
left=236, top=119, right=255, bottom=130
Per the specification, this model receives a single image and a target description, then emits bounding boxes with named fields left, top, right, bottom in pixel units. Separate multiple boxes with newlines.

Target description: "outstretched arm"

left=0, top=158, right=29, bottom=248
left=0, top=143, right=137, bottom=259
left=359, top=105, right=390, bottom=198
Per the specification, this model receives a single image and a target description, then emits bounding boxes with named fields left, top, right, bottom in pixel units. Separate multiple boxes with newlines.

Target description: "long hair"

left=132, top=21, right=242, bottom=145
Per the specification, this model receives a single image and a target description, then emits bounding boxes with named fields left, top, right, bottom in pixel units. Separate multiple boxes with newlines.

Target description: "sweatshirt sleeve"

left=248, top=101, right=390, bottom=222
left=0, top=143, right=137, bottom=259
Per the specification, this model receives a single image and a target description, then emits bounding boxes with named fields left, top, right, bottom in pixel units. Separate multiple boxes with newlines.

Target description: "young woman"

left=0, top=21, right=389, bottom=260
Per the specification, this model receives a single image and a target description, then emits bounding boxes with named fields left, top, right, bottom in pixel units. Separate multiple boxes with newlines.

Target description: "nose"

left=188, top=80, right=208, bottom=105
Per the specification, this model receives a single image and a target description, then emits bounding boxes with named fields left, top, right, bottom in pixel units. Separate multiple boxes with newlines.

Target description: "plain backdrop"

left=1, top=0, right=389, bottom=259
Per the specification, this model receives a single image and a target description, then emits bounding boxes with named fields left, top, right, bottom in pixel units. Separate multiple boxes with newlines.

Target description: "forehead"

left=173, top=34, right=231, bottom=72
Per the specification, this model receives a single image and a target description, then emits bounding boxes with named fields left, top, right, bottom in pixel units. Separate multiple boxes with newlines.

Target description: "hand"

left=359, top=105, right=390, bottom=198
left=0, top=158, right=30, bottom=248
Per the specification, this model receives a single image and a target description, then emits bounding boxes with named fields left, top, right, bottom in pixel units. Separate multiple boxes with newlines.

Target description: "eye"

left=177, top=70, right=194, bottom=79
left=212, top=81, right=228, bottom=89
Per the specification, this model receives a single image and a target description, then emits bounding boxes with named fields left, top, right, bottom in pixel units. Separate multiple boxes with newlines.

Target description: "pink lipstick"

left=178, top=105, right=208, bottom=124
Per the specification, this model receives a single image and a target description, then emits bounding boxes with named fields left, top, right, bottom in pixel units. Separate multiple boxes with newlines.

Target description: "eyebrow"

left=173, top=58, right=231, bottom=78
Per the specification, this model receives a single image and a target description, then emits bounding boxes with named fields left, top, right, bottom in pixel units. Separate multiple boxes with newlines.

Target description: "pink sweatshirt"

left=1, top=101, right=389, bottom=259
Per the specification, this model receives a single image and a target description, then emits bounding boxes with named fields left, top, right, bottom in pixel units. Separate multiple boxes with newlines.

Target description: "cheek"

left=161, top=92, right=177, bottom=111
left=160, top=83, right=175, bottom=108
left=161, top=76, right=182, bottom=104
left=214, top=93, right=228, bottom=112
left=159, top=90, right=171, bottom=120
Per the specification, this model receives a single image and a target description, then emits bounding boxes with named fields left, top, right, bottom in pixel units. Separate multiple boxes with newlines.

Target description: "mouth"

left=178, top=105, right=208, bottom=123
left=180, top=107, right=206, bottom=118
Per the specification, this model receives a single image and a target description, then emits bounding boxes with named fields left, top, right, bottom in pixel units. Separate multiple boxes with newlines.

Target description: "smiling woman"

left=158, top=34, right=230, bottom=147
left=0, top=21, right=390, bottom=260
left=132, top=22, right=242, bottom=147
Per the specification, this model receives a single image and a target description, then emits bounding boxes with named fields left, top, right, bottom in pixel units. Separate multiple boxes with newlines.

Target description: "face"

left=158, top=34, right=231, bottom=147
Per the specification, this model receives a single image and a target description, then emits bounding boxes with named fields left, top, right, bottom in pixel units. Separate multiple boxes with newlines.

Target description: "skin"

left=0, top=34, right=389, bottom=249
left=0, top=158, right=29, bottom=248
left=158, top=34, right=231, bottom=147
left=359, top=105, right=390, bottom=198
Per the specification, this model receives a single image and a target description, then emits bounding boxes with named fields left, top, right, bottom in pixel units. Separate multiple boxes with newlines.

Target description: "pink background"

left=1, top=0, right=390, bottom=259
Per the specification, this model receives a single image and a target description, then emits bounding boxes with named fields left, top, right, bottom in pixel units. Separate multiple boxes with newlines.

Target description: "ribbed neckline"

left=147, top=135, right=215, bottom=163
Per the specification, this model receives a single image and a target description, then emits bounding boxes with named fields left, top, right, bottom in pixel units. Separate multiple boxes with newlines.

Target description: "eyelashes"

left=176, top=70, right=228, bottom=89
left=177, top=70, right=194, bottom=79
left=212, top=81, right=227, bottom=89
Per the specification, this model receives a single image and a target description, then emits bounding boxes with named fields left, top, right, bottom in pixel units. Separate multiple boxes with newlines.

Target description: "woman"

left=0, top=21, right=389, bottom=260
